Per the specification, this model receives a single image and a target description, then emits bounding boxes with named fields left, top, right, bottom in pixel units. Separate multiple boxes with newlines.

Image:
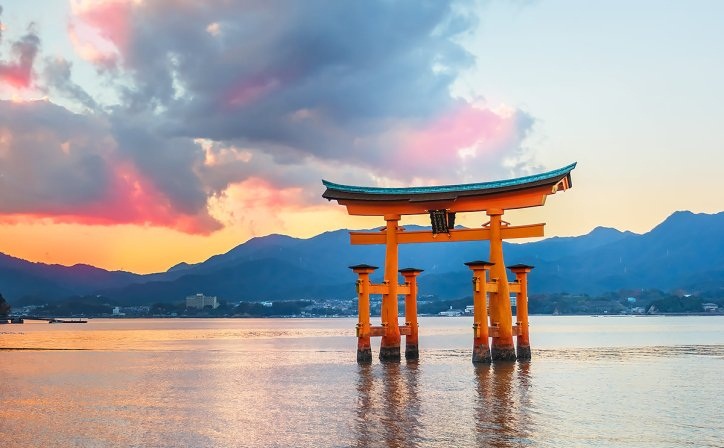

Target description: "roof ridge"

left=322, top=163, right=576, bottom=195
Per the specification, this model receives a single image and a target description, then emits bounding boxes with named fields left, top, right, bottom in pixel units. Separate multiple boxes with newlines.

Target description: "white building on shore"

left=186, top=293, right=219, bottom=310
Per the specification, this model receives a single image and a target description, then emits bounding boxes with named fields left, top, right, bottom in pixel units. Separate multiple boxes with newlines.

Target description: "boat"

left=48, top=318, right=88, bottom=324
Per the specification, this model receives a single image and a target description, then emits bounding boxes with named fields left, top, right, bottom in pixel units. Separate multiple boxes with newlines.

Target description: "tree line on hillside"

left=3, top=287, right=722, bottom=318
left=149, top=300, right=315, bottom=317
left=0, top=293, right=10, bottom=316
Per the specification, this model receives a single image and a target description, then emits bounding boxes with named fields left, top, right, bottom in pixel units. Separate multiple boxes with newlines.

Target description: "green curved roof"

left=322, top=163, right=576, bottom=201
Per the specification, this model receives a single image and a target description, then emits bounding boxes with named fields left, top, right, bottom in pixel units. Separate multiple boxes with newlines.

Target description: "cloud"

left=67, top=0, right=132, bottom=70
left=78, top=1, right=534, bottom=177
left=105, top=2, right=479, bottom=145
left=42, top=57, right=99, bottom=111
left=0, top=13, right=40, bottom=89
left=109, top=111, right=211, bottom=217
left=0, top=1, right=540, bottom=234
left=0, top=99, right=219, bottom=233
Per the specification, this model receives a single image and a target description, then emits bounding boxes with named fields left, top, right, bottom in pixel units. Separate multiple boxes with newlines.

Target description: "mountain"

left=0, top=252, right=142, bottom=302
left=522, top=211, right=724, bottom=293
left=1, top=211, right=722, bottom=304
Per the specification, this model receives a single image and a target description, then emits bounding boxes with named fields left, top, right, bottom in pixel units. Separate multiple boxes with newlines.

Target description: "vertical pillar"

left=350, top=264, right=378, bottom=363
left=380, top=214, right=401, bottom=361
left=486, top=209, right=517, bottom=361
left=465, top=261, right=494, bottom=363
left=508, top=264, right=534, bottom=360
left=399, top=268, right=423, bottom=360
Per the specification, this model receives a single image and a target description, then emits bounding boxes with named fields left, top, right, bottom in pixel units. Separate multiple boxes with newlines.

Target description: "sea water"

left=1, top=316, right=722, bottom=447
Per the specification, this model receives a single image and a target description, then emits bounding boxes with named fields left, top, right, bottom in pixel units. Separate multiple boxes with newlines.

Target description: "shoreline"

left=6, top=312, right=724, bottom=321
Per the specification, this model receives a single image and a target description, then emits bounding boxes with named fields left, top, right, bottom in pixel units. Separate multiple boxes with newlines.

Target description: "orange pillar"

left=351, top=264, right=378, bottom=363
left=380, top=214, right=401, bottom=361
left=509, top=264, right=533, bottom=360
left=486, top=209, right=516, bottom=361
left=465, top=261, right=493, bottom=363
left=399, top=268, right=423, bottom=360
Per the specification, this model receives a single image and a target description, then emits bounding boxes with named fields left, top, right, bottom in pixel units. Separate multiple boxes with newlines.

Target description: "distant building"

left=439, top=306, right=462, bottom=317
left=112, top=306, right=125, bottom=316
left=702, top=303, right=719, bottom=312
left=261, top=301, right=273, bottom=308
left=186, top=293, right=219, bottom=310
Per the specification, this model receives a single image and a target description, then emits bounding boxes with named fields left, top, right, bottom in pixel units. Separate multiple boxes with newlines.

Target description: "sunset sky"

left=1, top=0, right=722, bottom=273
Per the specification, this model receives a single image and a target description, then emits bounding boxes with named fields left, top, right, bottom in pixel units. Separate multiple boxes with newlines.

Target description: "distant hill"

left=0, top=253, right=142, bottom=303
left=2, top=211, right=722, bottom=305
left=523, top=211, right=724, bottom=294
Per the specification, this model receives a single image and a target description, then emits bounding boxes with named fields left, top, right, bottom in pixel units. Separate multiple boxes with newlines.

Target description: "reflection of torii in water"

left=322, top=163, right=576, bottom=363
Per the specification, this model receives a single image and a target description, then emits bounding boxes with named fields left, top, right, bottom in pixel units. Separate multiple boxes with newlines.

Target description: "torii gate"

left=322, top=163, right=575, bottom=363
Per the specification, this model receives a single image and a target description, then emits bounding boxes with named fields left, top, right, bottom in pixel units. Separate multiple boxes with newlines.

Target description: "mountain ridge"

left=1, top=211, right=722, bottom=304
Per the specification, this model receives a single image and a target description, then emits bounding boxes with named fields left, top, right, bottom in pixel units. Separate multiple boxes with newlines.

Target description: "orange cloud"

left=208, top=177, right=304, bottom=233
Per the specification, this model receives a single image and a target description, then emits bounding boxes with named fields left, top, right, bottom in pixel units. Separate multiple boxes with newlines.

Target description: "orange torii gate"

left=322, top=163, right=575, bottom=363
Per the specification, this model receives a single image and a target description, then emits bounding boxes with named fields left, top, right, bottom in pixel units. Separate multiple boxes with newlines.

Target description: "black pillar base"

left=405, top=344, right=419, bottom=360
left=472, top=344, right=492, bottom=363
left=379, top=345, right=401, bottom=361
left=491, top=346, right=517, bottom=361
left=516, top=345, right=531, bottom=361
left=357, top=348, right=372, bottom=363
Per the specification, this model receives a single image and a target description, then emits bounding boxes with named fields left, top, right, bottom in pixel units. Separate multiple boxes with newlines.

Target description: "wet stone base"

left=357, top=348, right=372, bottom=363
left=379, top=346, right=401, bottom=361
left=472, top=344, right=492, bottom=363
left=405, top=344, right=419, bottom=360
left=491, top=346, right=518, bottom=361
left=517, top=345, right=531, bottom=360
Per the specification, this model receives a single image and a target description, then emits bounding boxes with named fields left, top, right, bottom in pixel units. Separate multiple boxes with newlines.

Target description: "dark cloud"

left=82, top=1, right=491, bottom=169
left=0, top=100, right=112, bottom=213
left=109, top=111, right=209, bottom=215
left=42, top=58, right=99, bottom=111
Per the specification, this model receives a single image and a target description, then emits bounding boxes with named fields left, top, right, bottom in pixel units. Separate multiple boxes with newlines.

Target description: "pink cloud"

left=0, top=99, right=221, bottom=234
left=67, top=24, right=118, bottom=69
left=89, top=161, right=221, bottom=233
left=0, top=161, right=220, bottom=234
left=0, top=66, right=31, bottom=89
left=0, top=31, right=40, bottom=89
left=68, top=0, right=133, bottom=67
left=392, top=104, right=519, bottom=178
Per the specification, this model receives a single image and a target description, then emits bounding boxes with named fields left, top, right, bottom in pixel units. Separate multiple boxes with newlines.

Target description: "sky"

left=0, top=0, right=722, bottom=274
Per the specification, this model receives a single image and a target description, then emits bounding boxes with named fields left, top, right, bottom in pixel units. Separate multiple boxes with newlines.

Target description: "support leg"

left=401, top=268, right=423, bottom=360
left=466, top=262, right=493, bottom=363
left=510, top=265, right=534, bottom=361
left=380, top=216, right=401, bottom=361
left=487, top=210, right=517, bottom=361
left=350, top=265, right=377, bottom=363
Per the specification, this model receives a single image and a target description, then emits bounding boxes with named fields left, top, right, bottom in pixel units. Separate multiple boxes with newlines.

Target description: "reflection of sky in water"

left=2, top=316, right=723, bottom=351
left=1, top=316, right=723, bottom=447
